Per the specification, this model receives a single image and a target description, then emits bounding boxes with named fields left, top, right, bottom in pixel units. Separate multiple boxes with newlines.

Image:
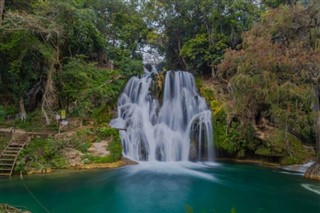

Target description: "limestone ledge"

left=69, top=159, right=137, bottom=170
left=27, top=168, right=53, bottom=175
left=26, top=159, right=137, bottom=175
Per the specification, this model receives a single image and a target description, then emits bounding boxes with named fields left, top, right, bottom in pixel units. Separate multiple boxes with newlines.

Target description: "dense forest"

left=0, top=0, right=319, bottom=179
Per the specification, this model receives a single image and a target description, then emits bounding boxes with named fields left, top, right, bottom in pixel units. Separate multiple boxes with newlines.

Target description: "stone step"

left=8, top=144, right=24, bottom=147
left=0, top=133, right=30, bottom=176
left=0, top=168, right=12, bottom=171
left=0, top=163, right=14, bottom=166
left=3, top=151, right=19, bottom=154
left=1, top=154, right=16, bottom=157
left=0, top=172, right=11, bottom=176
left=0, top=159, right=15, bottom=162
left=5, top=146, right=21, bottom=151
left=3, top=149, right=21, bottom=153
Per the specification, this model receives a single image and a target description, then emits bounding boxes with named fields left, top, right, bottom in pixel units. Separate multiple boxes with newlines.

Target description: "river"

left=0, top=162, right=319, bottom=213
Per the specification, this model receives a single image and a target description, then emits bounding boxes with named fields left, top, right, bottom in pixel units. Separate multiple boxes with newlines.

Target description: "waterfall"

left=110, top=70, right=213, bottom=162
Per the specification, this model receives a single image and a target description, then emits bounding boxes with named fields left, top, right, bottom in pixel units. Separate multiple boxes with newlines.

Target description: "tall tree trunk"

left=0, top=0, right=4, bottom=25
left=42, top=68, right=55, bottom=125
left=19, top=96, right=26, bottom=121
left=177, top=32, right=187, bottom=70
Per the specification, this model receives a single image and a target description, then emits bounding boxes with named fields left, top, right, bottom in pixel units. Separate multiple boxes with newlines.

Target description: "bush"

left=86, top=126, right=122, bottom=163
left=16, top=137, right=68, bottom=173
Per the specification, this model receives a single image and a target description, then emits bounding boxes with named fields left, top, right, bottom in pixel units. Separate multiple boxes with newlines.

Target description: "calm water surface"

left=0, top=162, right=319, bottom=213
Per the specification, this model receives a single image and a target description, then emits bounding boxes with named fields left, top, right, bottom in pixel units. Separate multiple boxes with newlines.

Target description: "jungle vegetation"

left=0, top=0, right=319, bottom=167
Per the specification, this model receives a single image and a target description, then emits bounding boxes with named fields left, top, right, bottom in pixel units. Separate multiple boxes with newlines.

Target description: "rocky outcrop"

left=88, top=141, right=110, bottom=156
left=305, top=162, right=320, bottom=181
left=62, top=148, right=84, bottom=167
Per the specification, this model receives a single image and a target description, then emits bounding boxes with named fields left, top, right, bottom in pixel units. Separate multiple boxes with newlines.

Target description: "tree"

left=0, top=0, right=148, bottom=125
left=218, top=3, right=319, bottom=167
left=142, top=0, right=261, bottom=74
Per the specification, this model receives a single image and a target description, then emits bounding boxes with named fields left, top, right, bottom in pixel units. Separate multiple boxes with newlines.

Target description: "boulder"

left=305, top=162, right=320, bottom=181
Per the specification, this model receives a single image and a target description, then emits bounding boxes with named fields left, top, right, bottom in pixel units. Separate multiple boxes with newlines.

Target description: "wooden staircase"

left=0, top=133, right=30, bottom=176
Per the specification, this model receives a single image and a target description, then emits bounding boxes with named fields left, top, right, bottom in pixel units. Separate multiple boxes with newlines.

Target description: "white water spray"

left=110, top=71, right=213, bottom=162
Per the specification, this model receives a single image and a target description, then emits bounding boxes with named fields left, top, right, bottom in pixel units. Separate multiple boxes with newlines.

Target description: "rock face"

left=305, top=162, right=320, bottom=181
left=62, top=148, right=84, bottom=167
left=88, top=141, right=110, bottom=156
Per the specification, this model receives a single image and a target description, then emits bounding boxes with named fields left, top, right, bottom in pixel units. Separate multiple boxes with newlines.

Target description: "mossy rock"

left=255, top=146, right=270, bottom=156
left=255, top=128, right=313, bottom=165
left=305, top=162, right=320, bottom=181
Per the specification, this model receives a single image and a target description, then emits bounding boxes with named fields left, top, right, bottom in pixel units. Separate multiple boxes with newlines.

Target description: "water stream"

left=110, top=70, right=213, bottom=161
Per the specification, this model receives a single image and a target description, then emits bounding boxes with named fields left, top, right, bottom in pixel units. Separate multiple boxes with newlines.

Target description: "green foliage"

left=218, top=4, right=319, bottom=147
left=61, top=57, right=125, bottom=118
left=85, top=138, right=122, bottom=163
left=96, top=126, right=122, bottom=161
left=67, top=129, right=94, bottom=153
left=107, top=138, right=122, bottom=161
left=210, top=99, right=247, bottom=155
left=144, top=0, right=261, bottom=73
left=254, top=129, right=313, bottom=165
left=91, top=104, right=112, bottom=124
left=262, top=0, right=301, bottom=8
left=0, top=0, right=147, bottom=122
left=16, top=137, right=68, bottom=173
left=0, top=135, right=11, bottom=152
left=0, top=114, right=6, bottom=125
left=198, top=82, right=248, bottom=156
left=83, top=127, right=122, bottom=163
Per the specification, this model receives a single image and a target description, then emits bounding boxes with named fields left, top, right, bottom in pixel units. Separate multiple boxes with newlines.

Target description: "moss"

left=280, top=132, right=313, bottom=165
left=255, top=147, right=277, bottom=156
left=254, top=128, right=313, bottom=165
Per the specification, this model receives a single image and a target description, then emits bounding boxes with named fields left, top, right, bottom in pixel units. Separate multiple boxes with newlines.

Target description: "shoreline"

left=25, top=158, right=138, bottom=175
left=215, top=158, right=280, bottom=168
left=20, top=157, right=315, bottom=176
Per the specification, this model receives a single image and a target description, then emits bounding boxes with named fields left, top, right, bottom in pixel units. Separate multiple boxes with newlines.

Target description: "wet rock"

left=305, top=162, right=320, bottom=181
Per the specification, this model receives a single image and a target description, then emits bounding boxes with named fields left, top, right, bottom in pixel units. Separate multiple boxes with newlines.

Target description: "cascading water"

left=110, top=70, right=213, bottom=162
